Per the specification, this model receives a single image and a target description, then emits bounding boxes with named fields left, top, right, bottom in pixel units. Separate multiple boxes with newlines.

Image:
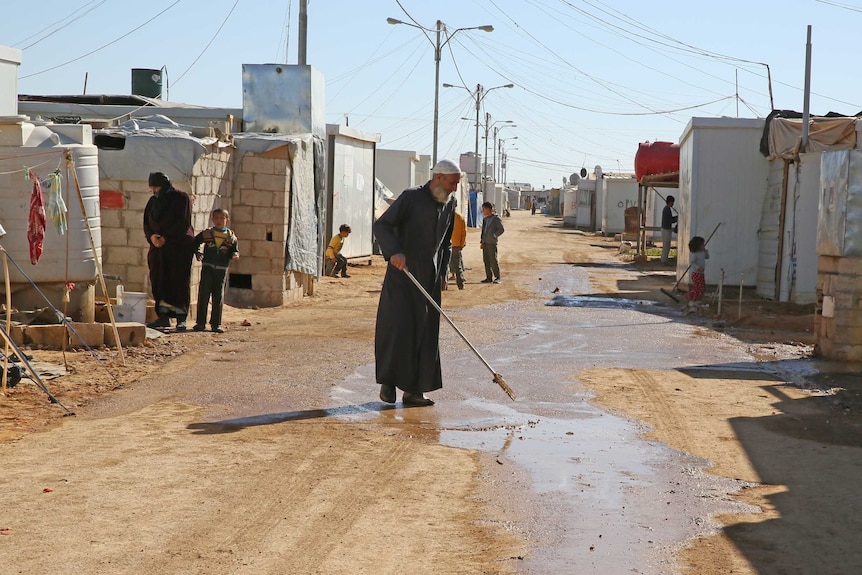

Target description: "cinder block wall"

left=100, top=146, right=232, bottom=306
left=815, top=255, right=862, bottom=361
left=227, top=146, right=307, bottom=308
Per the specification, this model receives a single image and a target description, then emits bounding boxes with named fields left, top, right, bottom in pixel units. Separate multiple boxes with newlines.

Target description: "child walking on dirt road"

left=685, top=235, right=709, bottom=315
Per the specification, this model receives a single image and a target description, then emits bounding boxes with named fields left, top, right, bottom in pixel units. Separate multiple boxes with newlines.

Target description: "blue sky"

left=4, top=0, right=861, bottom=187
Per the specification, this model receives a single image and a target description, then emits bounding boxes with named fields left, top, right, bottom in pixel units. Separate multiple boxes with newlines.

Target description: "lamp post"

left=443, top=82, right=514, bottom=191
left=492, top=125, right=515, bottom=182
left=386, top=17, right=493, bottom=165
left=501, top=146, right=518, bottom=185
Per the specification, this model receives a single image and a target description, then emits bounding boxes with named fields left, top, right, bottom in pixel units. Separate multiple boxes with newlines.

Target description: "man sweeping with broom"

left=373, top=159, right=460, bottom=407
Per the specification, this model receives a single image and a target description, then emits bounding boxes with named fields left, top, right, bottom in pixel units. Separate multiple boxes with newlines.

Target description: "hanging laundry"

left=43, top=170, right=67, bottom=235
left=27, top=170, right=47, bottom=265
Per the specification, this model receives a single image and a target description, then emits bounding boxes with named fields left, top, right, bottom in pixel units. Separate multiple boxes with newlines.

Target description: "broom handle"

left=403, top=269, right=497, bottom=377
left=670, top=221, right=722, bottom=290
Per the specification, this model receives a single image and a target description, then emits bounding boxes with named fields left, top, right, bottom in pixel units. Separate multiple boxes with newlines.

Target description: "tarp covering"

left=96, top=115, right=224, bottom=183
left=760, top=110, right=861, bottom=159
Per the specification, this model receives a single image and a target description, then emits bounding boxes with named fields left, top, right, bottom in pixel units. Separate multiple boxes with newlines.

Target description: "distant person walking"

left=531, top=198, right=537, bottom=215
left=143, top=172, right=195, bottom=331
left=661, top=195, right=678, bottom=265
left=326, top=224, right=352, bottom=278
left=480, top=201, right=505, bottom=284
left=685, top=235, right=709, bottom=315
left=449, top=207, right=467, bottom=290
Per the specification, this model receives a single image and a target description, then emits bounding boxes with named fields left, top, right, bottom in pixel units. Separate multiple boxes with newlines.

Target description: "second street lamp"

left=387, top=17, right=493, bottom=165
left=444, top=82, right=514, bottom=192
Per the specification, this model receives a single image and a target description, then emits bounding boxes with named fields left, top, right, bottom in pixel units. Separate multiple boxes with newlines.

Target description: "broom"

left=660, top=222, right=722, bottom=303
left=404, top=270, right=516, bottom=400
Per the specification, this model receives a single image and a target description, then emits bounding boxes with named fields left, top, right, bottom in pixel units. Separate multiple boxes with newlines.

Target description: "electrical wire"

left=18, top=0, right=108, bottom=50
left=172, top=0, right=241, bottom=88
left=20, top=0, right=183, bottom=79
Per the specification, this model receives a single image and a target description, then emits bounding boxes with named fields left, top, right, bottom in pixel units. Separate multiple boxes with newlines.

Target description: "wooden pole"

left=1, top=247, right=10, bottom=394
left=65, top=151, right=125, bottom=366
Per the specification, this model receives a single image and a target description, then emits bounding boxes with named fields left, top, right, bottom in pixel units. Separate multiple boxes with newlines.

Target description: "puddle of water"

left=546, top=295, right=660, bottom=309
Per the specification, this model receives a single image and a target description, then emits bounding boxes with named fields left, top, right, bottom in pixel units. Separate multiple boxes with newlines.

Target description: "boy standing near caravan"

left=192, top=208, right=239, bottom=333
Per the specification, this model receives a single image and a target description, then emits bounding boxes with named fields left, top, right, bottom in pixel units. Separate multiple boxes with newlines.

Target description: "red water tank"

left=634, top=141, right=680, bottom=182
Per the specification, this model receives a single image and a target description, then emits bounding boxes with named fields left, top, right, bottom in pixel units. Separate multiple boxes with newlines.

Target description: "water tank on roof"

left=634, top=141, right=679, bottom=181
left=131, top=68, right=162, bottom=99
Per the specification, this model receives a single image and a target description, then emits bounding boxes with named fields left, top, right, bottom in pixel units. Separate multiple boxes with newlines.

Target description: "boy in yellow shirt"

left=325, top=224, right=351, bottom=278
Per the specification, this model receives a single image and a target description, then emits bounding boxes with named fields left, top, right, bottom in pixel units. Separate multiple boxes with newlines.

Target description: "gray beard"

left=431, top=185, right=449, bottom=204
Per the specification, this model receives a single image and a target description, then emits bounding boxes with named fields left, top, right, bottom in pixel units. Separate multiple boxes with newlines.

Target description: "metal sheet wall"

left=677, top=118, right=768, bottom=285
left=327, top=134, right=375, bottom=259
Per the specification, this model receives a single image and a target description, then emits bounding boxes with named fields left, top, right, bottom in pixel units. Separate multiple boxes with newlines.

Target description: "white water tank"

left=0, top=119, right=100, bottom=284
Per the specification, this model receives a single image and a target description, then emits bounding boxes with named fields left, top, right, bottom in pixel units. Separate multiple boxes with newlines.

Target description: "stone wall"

left=815, top=255, right=862, bottom=361
left=98, top=140, right=314, bottom=311
left=227, top=145, right=308, bottom=308
left=99, top=145, right=232, bottom=307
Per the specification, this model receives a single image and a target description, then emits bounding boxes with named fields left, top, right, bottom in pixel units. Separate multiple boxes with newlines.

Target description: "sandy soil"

left=2, top=210, right=853, bottom=575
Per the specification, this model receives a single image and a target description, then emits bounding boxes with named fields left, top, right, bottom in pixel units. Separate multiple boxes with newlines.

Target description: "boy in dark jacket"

left=192, top=208, right=239, bottom=333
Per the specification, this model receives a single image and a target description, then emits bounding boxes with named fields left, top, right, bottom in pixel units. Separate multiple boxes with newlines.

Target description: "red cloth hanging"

left=27, top=171, right=47, bottom=265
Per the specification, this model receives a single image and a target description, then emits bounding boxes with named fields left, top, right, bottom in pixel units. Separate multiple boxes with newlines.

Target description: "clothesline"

left=0, top=149, right=65, bottom=163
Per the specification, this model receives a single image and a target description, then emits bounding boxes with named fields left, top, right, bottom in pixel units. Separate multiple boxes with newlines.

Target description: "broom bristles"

left=493, top=373, right=516, bottom=401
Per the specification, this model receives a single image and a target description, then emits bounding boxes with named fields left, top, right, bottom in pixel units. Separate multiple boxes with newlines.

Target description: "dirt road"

left=2, top=210, right=858, bottom=574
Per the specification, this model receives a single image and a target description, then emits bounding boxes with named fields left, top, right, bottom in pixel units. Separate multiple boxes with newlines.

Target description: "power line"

left=20, top=0, right=183, bottom=79
left=172, top=0, right=241, bottom=88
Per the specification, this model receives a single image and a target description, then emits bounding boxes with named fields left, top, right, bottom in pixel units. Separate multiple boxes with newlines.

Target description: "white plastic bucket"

left=121, top=291, right=148, bottom=324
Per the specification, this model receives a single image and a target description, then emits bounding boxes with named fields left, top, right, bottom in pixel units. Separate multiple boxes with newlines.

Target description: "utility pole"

left=474, top=84, right=482, bottom=192
left=298, top=0, right=308, bottom=65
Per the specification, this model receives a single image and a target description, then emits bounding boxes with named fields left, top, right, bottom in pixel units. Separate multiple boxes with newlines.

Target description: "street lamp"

left=501, top=145, right=518, bottom=185
left=485, top=117, right=514, bottom=185
left=386, top=17, right=493, bottom=165
left=492, top=124, right=515, bottom=182
left=443, top=82, right=514, bottom=191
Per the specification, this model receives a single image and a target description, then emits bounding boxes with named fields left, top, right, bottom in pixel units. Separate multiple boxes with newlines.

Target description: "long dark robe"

left=143, top=186, right=195, bottom=313
left=374, top=183, right=455, bottom=393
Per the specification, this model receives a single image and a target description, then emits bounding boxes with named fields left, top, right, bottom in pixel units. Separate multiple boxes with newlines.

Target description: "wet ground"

left=323, top=263, right=788, bottom=574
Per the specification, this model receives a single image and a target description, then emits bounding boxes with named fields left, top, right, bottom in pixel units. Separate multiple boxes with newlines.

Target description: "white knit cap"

left=432, top=158, right=462, bottom=175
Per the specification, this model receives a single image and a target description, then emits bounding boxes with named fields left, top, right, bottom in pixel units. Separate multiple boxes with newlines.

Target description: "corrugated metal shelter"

left=677, top=117, right=769, bottom=286
left=325, top=124, right=380, bottom=261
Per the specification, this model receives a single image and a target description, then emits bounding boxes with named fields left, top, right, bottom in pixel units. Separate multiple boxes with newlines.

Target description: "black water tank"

left=131, top=68, right=162, bottom=99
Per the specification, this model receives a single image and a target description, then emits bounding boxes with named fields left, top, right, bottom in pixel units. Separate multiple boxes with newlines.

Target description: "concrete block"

left=253, top=274, right=286, bottom=292
left=101, top=227, right=127, bottom=246
left=229, top=223, right=257, bottom=243
left=110, top=246, right=142, bottom=266
left=253, top=173, right=288, bottom=193
left=272, top=158, right=290, bottom=175
left=127, top=190, right=152, bottom=211
left=104, top=322, right=146, bottom=347
left=253, top=206, right=289, bottom=225
left=100, top=209, right=122, bottom=228
left=67, top=322, right=105, bottom=348
left=235, top=171, right=255, bottom=189
left=229, top=205, right=254, bottom=225
left=251, top=239, right=284, bottom=259
left=242, top=188, right=276, bottom=207
left=19, top=323, right=104, bottom=349
left=838, top=257, right=862, bottom=276
left=241, top=155, right=276, bottom=175
left=124, top=179, right=151, bottom=193
left=235, top=256, right=271, bottom=275
left=272, top=191, right=289, bottom=208
left=818, top=256, right=840, bottom=274
left=10, top=325, right=25, bottom=346
left=260, top=145, right=290, bottom=160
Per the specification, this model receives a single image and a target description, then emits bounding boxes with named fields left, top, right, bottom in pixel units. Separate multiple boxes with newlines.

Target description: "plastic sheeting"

left=819, top=149, right=862, bottom=257
left=96, top=115, right=224, bottom=183
left=768, top=116, right=857, bottom=159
